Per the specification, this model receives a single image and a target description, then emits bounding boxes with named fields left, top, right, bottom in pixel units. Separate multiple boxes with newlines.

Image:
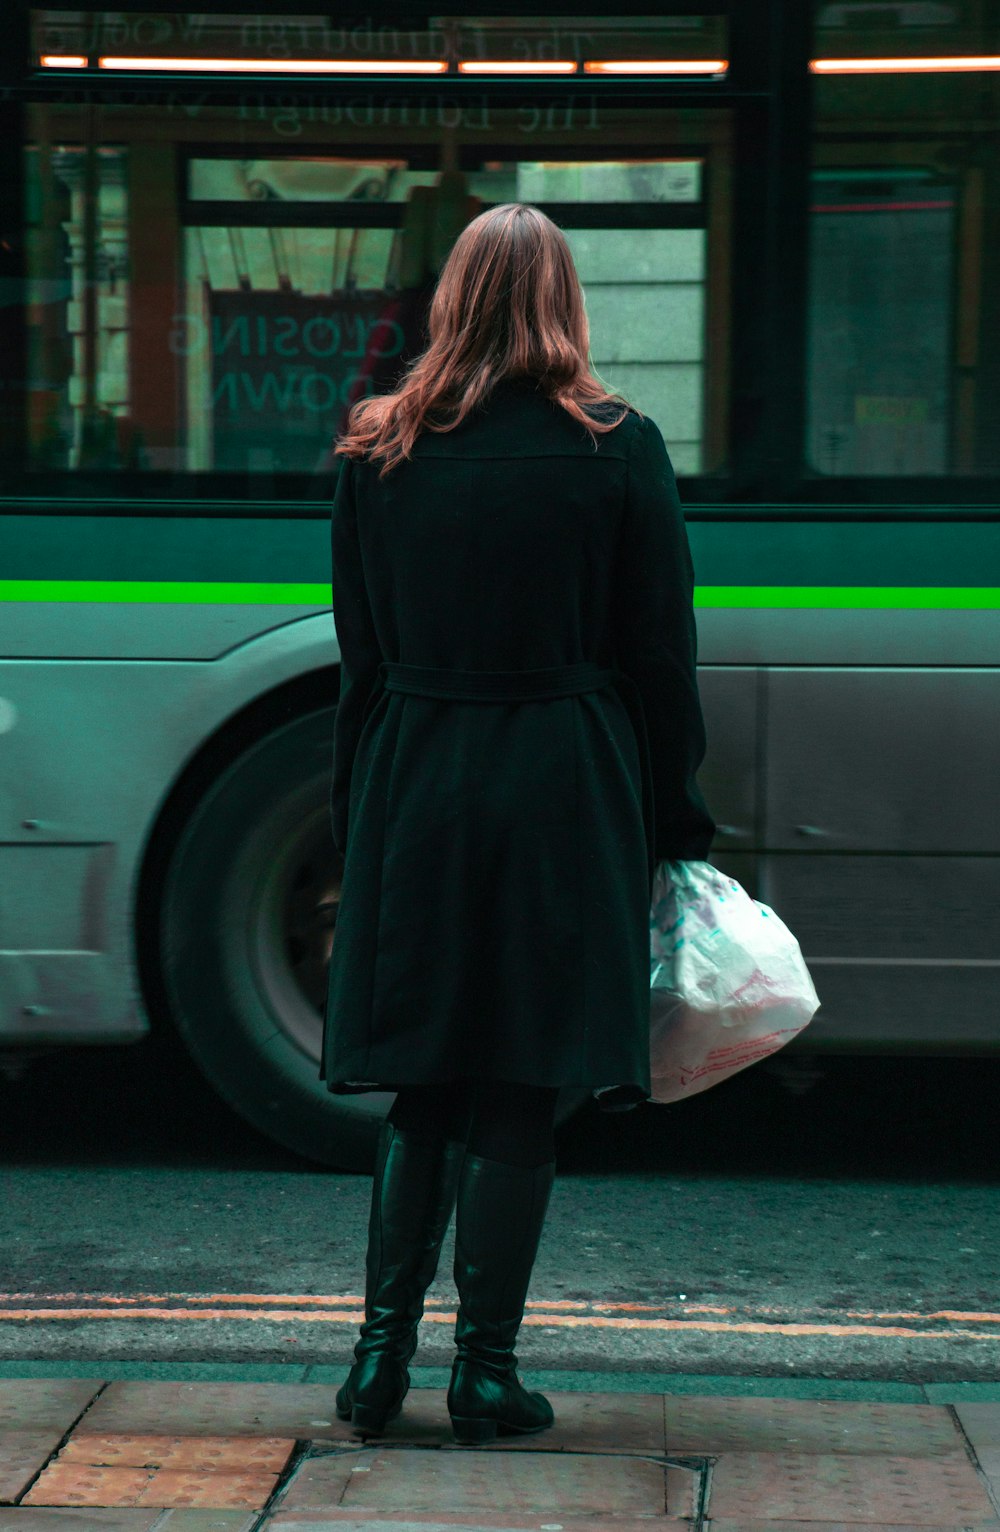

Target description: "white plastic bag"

left=648, top=859, right=821, bottom=1103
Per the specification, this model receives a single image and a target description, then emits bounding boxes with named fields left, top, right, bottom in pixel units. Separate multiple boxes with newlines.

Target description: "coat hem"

left=325, top=1076, right=649, bottom=1113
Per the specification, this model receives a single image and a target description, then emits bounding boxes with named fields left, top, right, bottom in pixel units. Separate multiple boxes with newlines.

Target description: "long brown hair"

left=335, top=202, right=634, bottom=477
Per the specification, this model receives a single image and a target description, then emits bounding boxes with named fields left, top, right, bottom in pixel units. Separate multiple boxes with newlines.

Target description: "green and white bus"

left=2, top=0, right=998, bottom=1168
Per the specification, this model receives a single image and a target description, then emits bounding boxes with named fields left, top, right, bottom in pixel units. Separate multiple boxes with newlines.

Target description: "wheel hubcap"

left=242, top=798, right=342, bottom=1062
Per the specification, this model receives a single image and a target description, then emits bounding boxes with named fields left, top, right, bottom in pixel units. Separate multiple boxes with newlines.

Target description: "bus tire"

left=158, top=707, right=587, bottom=1172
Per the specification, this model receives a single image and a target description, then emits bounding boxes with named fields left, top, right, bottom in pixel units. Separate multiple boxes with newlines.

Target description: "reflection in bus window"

left=808, top=46, right=1000, bottom=477
left=28, top=8, right=729, bottom=71
left=807, top=172, right=953, bottom=477
left=24, top=101, right=725, bottom=478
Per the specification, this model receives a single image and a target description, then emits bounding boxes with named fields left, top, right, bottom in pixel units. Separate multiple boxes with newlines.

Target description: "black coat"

left=321, top=377, right=715, bottom=1109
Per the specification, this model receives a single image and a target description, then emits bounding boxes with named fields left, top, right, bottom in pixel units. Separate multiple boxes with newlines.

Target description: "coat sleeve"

left=330, top=455, right=382, bottom=856
left=613, top=414, right=716, bottom=862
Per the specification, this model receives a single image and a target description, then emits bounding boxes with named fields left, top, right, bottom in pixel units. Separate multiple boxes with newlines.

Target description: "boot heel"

left=350, top=1402, right=392, bottom=1435
left=450, top=1414, right=498, bottom=1445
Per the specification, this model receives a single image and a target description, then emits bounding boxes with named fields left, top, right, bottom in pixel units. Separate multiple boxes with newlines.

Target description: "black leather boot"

left=336, top=1119, right=466, bottom=1436
left=447, top=1151, right=557, bottom=1445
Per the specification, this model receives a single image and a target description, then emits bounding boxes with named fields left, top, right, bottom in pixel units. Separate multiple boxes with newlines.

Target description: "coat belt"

left=380, top=660, right=615, bottom=702
left=377, top=660, right=656, bottom=891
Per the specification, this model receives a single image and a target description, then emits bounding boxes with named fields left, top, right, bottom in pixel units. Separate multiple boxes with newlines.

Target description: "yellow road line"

left=0, top=1302, right=998, bottom=1340
left=2, top=1293, right=999, bottom=1324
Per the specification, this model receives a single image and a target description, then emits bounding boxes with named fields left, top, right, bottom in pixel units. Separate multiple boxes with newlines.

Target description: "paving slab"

left=432, top=1391, right=666, bottom=1455
left=0, top=1513, right=257, bottom=1530
left=706, top=1449, right=997, bottom=1523
left=78, top=1384, right=665, bottom=1455
left=0, top=1433, right=67, bottom=1503
left=704, top=1523, right=1000, bottom=1531
left=257, top=1452, right=358, bottom=1511
left=21, top=1453, right=280, bottom=1511
left=82, top=1383, right=355, bottom=1441
left=60, top=1434, right=294, bottom=1471
left=957, top=1404, right=1000, bottom=1445
left=132, top=1468, right=279, bottom=1507
left=265, top=1519, right=693, bottom=1531
left=275, top=1446, right=687, bottom=1519
left=0, top=1383, right=103, bottom=1432
left=329, top=1388, right=665, bottom=1455
left=957, top=1401, right=1000, bottom=1494
left=21, top=1462, right=154, bottom=1506
left=265, top=1520, right=690, bottom=1531
left=142, top=1518, right=259, bottom=1530
left=664, top=1395, right=964, bottom=1454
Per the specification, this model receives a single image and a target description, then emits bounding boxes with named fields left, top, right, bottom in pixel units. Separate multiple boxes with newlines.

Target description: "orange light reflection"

left=811, top=54, right=1000, bottom=73
left=38, top=53, right=1000, bottom=79
left=583, top=59, right=727, bottom=74
left=96, top=56, right=448, bottom=73
left=458, top=59, right=576, bottom=73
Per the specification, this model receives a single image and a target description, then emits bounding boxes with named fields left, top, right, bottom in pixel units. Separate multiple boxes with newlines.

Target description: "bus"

left=2, top=0, right=998, bottom=1171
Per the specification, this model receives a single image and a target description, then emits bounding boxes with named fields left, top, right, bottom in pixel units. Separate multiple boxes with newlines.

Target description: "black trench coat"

left=321, top=377, right=715, bottom=1110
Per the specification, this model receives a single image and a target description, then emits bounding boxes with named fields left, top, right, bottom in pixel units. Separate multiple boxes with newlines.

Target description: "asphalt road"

left=2, top=1037, right=999, bottom=1382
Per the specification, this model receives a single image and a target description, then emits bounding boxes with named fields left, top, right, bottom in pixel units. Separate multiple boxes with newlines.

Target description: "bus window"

left=174, top=153, right=710, bottom=474
left=19, top=10, right=733, bottom=489
left=808, top=5, right=1000, bottom=477
left=24, top=119, right=727, bottom=482
left=806, top=169, right=955, bottom=477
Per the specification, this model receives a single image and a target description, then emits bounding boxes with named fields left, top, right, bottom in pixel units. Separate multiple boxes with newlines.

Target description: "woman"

left=323, top=202, right=715, bottom=1444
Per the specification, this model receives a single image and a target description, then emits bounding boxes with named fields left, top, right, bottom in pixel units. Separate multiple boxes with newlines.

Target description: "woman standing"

left=323, top=203, right=715, bottom=1444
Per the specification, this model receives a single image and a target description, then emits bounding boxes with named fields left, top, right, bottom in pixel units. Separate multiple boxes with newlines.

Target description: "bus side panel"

left=0, top=608, right=336, bottom=1045
left=763, top=666, right=1000, bottom=1052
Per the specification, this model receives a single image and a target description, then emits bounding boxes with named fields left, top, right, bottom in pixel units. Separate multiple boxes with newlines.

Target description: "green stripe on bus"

left=698, top=586, right=1000, bottom=608
left=0, top=580, right=333, bottom=604
left=0, top=580, right=999, bottom=607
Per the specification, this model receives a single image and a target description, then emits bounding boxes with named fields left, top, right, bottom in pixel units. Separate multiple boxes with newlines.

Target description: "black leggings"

left=387, top=1079, right=560, bottom=1169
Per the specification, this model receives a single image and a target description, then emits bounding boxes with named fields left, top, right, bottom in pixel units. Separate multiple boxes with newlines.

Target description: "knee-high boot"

left=447, top=1151, right=556, bottom=1445
left=336, top=1118, right=466, bottom=1435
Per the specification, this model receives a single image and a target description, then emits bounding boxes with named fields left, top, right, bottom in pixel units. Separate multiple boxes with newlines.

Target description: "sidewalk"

left=1, top=1366, right=999, bottom=1530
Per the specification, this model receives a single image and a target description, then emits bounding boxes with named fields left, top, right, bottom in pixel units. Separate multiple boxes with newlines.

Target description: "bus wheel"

left=158, top=707, right=585, bottom=1172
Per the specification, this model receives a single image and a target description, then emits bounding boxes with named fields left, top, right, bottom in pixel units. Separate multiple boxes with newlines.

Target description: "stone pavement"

left=1, top=1373, right=999, bottom=1530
